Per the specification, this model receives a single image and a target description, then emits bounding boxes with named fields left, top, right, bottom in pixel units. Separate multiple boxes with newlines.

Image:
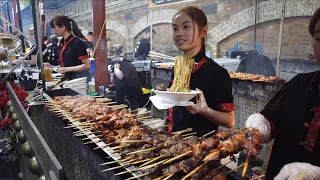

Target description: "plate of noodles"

left=152, top=89, right=200, bottom=104
left=151, top=55, right=201, bottom=104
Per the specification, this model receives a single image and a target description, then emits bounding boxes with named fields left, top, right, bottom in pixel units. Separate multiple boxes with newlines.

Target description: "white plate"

left=151, top=89, right=200, bottom=104
left=52, top=73, right=63, bottom=77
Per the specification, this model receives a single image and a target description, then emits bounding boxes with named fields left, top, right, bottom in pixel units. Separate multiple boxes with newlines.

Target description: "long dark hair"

left=50, top=14, right=86, bottom=41
left=309, top=7, right=320, bottom=37
left=173, top=6, right=207, bottom=51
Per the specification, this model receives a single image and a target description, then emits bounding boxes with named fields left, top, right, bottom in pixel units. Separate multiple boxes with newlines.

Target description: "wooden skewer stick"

left=77, top=131, right=102, bottom=136
left=101, top=165, right=127, bottom=172
left=153, top=175, right=167, bottom=180
left=172, top=128, right=193, bottom=135
left=181, top=163, right=205, bottom=180
left=138, top=155, right=165, bottom=168
left=119, top=140, right=150, bottom=143
left=122, top=158, right=152, bottom=166
left=130, top=108, right=140, bottom=113
left=109, top=145, right=129, bottom=150
left=104, top=101, right=116, bottom=105
left=218, top=160, right=233, bottom=169
left=100, top=155, right=135, bottom=166
left=113, top=106, right=128, bottom=110
left=127, top=147, right=156, bottom=155
left=181, top=132, right=197, bottom=137
left=202, top=130, right=216, bottom=138
left=65, top=123, right=93, bottom=129
left=69, top=118, right=86, bottom=122
left=83, top=139, right=101, bottom=145
left=163, top=151, right=193, bottom=165
left=82, top=134, right=103, bottom=140
left=183, top=136, right=195, bottom=140
left=73, top=128, right=94, bottom=134
left=136, top=159, right=167, bottom=171
left=227, top=163, right=245, bottom=174
left=163, top=170, right=180, bottom=180
left=249, top=173, right=265, bottom=180
left=115, top=170, right=134, bottom=176
left=203, top=147, right=226, bottom=162
left=73, top=130, right=94, bottom=136
left=242, top=155, right=250, bottom=177
left=93, top=142, right=116, bottom=150
left=297, top=170, right=309, bottom=180
left=136, top=110, right=151, bottom=115
left=125, top=172, right=150, bottom=180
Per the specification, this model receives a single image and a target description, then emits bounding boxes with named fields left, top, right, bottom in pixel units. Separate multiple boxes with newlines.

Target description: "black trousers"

left=116, top=87, right=141, bottom=111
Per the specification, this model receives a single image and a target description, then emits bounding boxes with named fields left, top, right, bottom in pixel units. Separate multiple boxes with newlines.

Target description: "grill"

left=42, top=88, right=266, bottom=180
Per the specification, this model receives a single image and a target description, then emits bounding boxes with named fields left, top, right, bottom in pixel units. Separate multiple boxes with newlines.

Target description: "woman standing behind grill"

left=50, top=15, right=91, bottom=82
left=168, top=6, right=235, bottom=136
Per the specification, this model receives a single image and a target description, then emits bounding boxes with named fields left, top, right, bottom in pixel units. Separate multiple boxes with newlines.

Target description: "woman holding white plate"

left=168, top=6, right=235, bottom=136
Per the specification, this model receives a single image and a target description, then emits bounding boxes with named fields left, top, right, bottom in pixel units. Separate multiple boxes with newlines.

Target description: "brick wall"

left=218, top=16, right=314, bottom=60
left=51, top=0, right=320, bottom=60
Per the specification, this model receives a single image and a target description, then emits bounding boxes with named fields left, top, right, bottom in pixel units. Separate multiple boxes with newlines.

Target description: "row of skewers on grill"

left=43, top=96, right=265, bottom=179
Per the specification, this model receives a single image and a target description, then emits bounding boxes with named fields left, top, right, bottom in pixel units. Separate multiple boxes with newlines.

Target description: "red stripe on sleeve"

left=78, top=55, right=88, bottom=61
left=216, top=103, right=234, bottom=112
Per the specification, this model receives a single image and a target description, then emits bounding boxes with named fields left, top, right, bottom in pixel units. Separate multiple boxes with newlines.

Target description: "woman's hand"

left=12, top=59, right=21, bottom=64
left=57, top=67, right=69, bottom=74
left=185, top=89, right=235, bottom=128
left=185, top=89, right=208, bottom=115
left=114, top=63, right=123, bottom=80
left=274, top=162, right=320, bottom=180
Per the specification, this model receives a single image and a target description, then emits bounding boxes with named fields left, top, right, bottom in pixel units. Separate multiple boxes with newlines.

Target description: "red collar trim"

left=192, top=58, right=207, bottom=73
left=58, top=36, right=75, bottom=67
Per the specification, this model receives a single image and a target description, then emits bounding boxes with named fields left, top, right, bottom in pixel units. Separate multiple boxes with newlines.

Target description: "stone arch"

left=78, top=20, right=128, bottom=39
left=131, top=9, right=177, bottom=39
left=209, top=0, right=319, bottom=44
left=106, top=20, right=128, bottom=38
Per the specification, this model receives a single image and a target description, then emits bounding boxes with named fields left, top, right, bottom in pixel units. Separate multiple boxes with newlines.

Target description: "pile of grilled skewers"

left=44, top=95, right=263, bottom=180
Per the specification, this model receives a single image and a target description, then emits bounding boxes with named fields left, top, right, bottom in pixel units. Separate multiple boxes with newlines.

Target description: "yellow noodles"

left=44, top=67, right=54, bottom=82
left=169, top=56, right=195, bottom=92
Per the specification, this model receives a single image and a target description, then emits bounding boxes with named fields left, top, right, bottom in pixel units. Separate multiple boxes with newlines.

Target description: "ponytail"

left=50, top=14, right=87, bottom=41
left=201, top=37, right=206, bottom=52
left=69, top=19, right=86, bottom=41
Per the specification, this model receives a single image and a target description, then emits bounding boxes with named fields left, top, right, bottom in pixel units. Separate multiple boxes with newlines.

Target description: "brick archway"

left=106, top=20, right=128, bottom=38
left=209, top=0, right=319, bottom=44
left=131, top=9, right=177, bottom=39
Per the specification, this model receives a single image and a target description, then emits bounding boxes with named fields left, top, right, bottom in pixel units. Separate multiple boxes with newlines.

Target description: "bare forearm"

left=66, top=64, right=90, bottom=72
left=202, top=107, right=235, bottom=128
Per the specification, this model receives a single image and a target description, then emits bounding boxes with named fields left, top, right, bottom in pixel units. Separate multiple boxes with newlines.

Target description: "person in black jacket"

left=113, top=59, right=142, bottom=111
left=134, top=29, right=156, bottom=60
left=236, top=50, right=276, bottom=76
left=245, top=7, right=320, bottom=179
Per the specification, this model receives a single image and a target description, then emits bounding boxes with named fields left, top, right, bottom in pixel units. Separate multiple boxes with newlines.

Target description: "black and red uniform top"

left=58, top=34, right=91, bottom=82
left=261, top=71, right=320, bottom=179
left=169, top=49, right=234, bottom=136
